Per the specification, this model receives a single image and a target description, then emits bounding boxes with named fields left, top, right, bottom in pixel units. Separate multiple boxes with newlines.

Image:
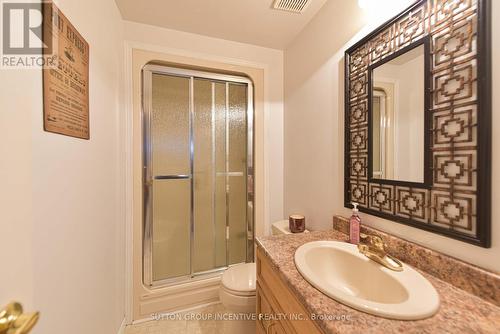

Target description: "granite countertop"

left=256, top=230, right=500, bottom=334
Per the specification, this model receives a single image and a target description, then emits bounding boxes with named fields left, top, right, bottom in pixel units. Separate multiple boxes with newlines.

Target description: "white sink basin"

left=294, top=241, right=439, bottom=320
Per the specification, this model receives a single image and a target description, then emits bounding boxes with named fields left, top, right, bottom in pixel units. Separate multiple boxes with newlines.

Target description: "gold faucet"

left=358, top=234, right=403, bottom=271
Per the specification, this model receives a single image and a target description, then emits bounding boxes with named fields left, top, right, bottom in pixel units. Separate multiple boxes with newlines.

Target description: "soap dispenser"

left=349, top=203, right=361, bottom=244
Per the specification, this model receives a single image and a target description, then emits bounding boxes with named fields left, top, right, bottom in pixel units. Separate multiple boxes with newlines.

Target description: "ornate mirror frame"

left=344, top=0, right=491, bottom=247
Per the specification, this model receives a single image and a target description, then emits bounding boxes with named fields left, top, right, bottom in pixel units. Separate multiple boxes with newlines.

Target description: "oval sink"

left=294, top=241, right=439, bottom=320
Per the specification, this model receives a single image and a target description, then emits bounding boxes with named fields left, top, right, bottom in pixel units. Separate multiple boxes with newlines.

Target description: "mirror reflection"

left=371, top=44, right=425, bottom=183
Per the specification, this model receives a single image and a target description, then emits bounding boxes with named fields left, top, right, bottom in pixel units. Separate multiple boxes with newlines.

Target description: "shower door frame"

left=142, top=64, right=254, bottom=288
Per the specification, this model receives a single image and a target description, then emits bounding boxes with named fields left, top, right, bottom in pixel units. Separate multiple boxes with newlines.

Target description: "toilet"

left=219, top=262, right=257, bottom=314
left=219, top=263, right=257, bottom=334
left=219, top=220, right=309, bottom=333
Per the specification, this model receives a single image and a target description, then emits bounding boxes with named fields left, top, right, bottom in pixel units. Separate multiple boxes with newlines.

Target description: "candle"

left=289, top=214, right=305, bottom=233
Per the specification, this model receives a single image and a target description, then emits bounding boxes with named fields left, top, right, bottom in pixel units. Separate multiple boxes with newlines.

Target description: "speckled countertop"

left=256, top=230, right=500, bottom=334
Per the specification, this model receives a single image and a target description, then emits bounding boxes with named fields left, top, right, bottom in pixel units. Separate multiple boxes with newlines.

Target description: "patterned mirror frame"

left=344, top=0, right=491, bottom=247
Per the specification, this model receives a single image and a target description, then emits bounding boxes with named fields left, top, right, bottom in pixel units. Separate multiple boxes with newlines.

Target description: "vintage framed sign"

left=42, top=2, right=90, bottom=139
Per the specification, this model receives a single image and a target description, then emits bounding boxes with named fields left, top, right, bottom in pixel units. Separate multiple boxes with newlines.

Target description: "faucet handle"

left=370, top=235, right=385, bottom=251
left=359, top=233, right=386, bottom=254
left=360, top=233, right=369, bottom=242
left=357, top=234, right=403, bottom=271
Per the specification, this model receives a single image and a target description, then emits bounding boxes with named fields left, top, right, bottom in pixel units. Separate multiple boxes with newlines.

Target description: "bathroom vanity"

left=256, top=246, right=323, bottom=334
left=255, top=221, right=500, bottom=334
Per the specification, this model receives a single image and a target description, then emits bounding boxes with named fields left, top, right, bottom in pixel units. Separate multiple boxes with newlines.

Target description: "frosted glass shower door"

left=192, top=80, right=248, bottom=273
left=226, top=83, right=248, bottom=265
left=143, top=65, right=254, bottom=287
left=149, top=73, right=191, bottom=282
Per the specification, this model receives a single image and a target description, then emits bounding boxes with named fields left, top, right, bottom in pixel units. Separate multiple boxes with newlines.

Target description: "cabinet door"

left=257, top=247, right=324, bottom=334
left=270, top=320, right=287, bottom=334
left=257, top=283, right=289, bottom=334
left=257, top=283, right=273, bottom=332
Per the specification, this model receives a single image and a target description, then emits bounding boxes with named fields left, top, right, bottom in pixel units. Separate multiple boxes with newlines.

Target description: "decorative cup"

left=289, top=214, right=305, bottom=233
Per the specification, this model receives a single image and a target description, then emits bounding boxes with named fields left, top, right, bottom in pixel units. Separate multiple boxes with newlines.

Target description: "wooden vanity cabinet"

left=256, top=247, right=323, bottom=334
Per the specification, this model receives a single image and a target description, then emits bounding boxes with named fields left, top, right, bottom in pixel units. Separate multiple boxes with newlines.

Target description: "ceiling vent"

left=272, top=0, right=311, bottom=13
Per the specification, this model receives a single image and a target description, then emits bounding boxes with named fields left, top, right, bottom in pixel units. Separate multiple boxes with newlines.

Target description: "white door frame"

left=121, top=40, right=273, bottom=324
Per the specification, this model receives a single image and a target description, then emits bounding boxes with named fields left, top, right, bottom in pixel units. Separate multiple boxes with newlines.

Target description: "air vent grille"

left=272, top=0, right=311, bottom=13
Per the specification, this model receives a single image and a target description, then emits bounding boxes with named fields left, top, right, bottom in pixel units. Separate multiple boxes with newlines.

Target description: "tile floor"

left=125, top=303, right=253, bottom=334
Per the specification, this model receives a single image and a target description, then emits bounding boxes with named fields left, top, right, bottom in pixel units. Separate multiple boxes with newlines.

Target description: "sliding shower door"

left=142, top=65, right=254, bottom=288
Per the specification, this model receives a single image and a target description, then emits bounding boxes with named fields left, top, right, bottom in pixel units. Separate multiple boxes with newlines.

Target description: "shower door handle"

left=144, top=175, right=191, bottom=186
left=215, top=172, right=244, bottom=177
left=153, top=175, right=191, bottom=180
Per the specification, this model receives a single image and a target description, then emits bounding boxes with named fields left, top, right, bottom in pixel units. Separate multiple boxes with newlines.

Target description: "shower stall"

left=142, top=65, right=254, bottom=288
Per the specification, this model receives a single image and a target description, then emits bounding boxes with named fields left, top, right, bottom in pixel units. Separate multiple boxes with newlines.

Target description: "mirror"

left=371, top=43, right=425, bottom=183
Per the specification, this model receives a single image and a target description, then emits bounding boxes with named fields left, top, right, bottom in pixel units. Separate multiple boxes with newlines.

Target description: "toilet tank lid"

left=221, top=263, right=256, bottom=292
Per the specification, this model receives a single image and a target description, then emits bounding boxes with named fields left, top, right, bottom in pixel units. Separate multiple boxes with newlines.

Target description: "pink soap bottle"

left=349, top=203, right=361, bottom=244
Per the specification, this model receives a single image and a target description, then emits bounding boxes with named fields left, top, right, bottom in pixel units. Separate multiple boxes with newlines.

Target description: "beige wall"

left=124, top=21, right=284, bottom=234
left=284, top=0, right=366, bottom=230
left=0, top=0, right=125, bottom=333
left=284, top=1, right=500, bottom=273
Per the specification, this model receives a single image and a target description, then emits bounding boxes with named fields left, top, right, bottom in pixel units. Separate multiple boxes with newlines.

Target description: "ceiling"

left=115, top=0, right=328, bottom=49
